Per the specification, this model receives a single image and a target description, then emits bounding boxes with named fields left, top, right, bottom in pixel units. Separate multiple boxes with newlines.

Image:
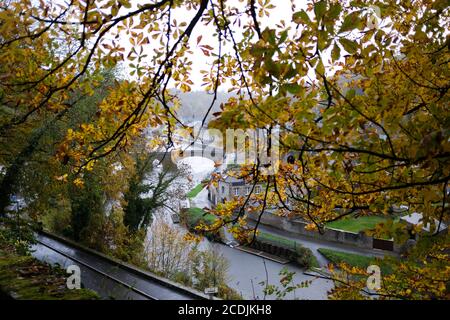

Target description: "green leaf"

left=293, top=10, right=310, bottom=25
left=339, top=38, right=358, bottom=54
left=279, top=30, right=288, bottom=44
left=119, top=0, right=132, bottom=9
left=328, top=3, right=342, bottom=20
left=262, top=28, right=276, bottom=45
left=265, top=58, right=280, bottom=78
left=331, top=43, right=341, bottom=61
left=339, top=11, right=362, bottom=33
left=346, top=88, right=356, bottom=99
left=316, top=59, right=325, bottom=76
left=317, top=30, right=328, bottom=51
left=284, top=65, right=297, bottom=79
left=111, top=5, right=119, bottom=16
left=314, top=1, right=327, bottom=21
left=285, top=83, right=301, bottom=95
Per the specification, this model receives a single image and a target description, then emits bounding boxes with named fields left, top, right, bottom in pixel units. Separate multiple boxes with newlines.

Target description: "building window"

left=221, top=186, right=225, bottom=193
left=234, top=187, right=239, bottom=196
left=255, top=185, right=261, bottom=194
left=245, top=187, right=250, bottom=195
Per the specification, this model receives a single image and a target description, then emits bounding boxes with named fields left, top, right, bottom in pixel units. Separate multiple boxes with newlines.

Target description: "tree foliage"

left=0, top=0, right=449, bottom=299
left=123, top=152, right=180, bottom=232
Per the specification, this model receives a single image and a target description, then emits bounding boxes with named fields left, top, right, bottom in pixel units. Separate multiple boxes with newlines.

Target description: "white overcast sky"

left=112, top=0, right=309, bottom=90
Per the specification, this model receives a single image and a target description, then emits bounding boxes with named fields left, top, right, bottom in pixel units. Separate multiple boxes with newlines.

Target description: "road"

left=31, top=233, right=205, bottom=300
left=191, top=181, right=390, bottom=264
left=188, top=177, right=393, bottom=299
left=252, top=223, right=395, bottom=267
left=216, top=244, right=334, bottom=300
left=190, top=179, right=334, bottom=299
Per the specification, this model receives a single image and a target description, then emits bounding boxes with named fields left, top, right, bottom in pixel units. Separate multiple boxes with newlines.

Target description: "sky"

left=47, top=0, right=392, bottom=91
left=113, top=0, right=310, bottom=90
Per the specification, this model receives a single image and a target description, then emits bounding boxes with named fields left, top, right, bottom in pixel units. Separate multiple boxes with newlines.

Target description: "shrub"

left=218, top=284, right=243, bottom=300
left=295, top=246, right=319, bottom=269
left=182, top=207, right=223, bottom=242
left=172, top=271, right=193, bottom=287
left=251, top=233, right=320, bottom=269
left=0, top=217, right=36, bottom=255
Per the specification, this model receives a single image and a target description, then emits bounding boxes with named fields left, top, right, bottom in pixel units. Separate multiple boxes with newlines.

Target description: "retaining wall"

left=248, top=212, right=401, bottom=252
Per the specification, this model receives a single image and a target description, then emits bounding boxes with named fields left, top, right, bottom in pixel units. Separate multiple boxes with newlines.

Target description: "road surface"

left=253, top=223, right=395, bottom=267
left=32, top=233, right=205, bottom=300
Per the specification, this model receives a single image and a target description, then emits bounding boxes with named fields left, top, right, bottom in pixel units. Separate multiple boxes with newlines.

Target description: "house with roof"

left=207, top=150, right=298, bottom=207
left=208, top=172, right=265, bottom=206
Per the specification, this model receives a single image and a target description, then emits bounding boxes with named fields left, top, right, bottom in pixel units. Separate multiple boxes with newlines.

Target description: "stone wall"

left=247, top=212, right=393, bottom=251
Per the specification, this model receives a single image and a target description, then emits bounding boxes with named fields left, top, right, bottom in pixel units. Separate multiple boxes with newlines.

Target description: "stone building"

left=208, top=172, right=265, bottom=206
left=207, top=151, right=298, bottom=207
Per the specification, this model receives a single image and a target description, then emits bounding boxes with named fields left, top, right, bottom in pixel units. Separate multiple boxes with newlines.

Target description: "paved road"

left=252, top=223, right=395, bottom=267
left=32, top=234, right=201, bottom=300
left=202, top=242, right=334, bottom=300
left=158, top=155, right=337, bottom=300
left=189, top=186, right=333, bottom=299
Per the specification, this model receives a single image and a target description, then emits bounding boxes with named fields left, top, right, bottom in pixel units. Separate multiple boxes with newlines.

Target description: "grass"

left=257, top=232, right=320, bottom=269
left=325, top=215, right=387, bottom=233
left=186, top=183, right=205, bottom=199
left=318, top=248, right=391, bottom=274
left=186, top=207, right=217, bottom=226
left=257, top=231, right=299, bottom=250
left=183, top=207, right=223, bottom=242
